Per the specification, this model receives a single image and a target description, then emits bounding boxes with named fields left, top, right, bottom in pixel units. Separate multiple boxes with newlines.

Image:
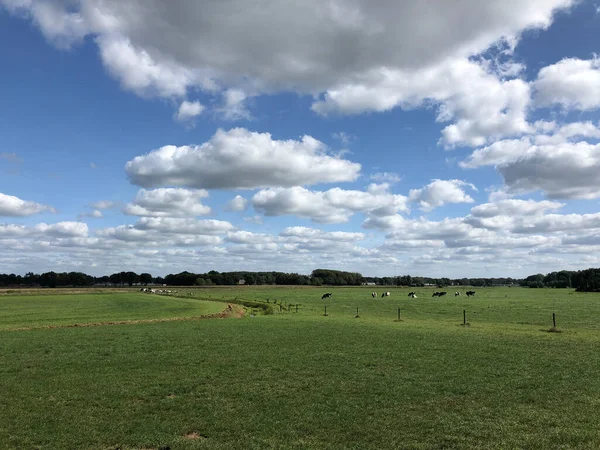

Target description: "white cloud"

left=0, top=221, right=88, bottom=239
left=243, top=215, right=263, bottom=225
left=459, top=121, right=600, bottom=199
left=225, top=195, right=248, bottom=212
left=408, top=179, right=477, bottom=212
left=312, top=58, right=533, bottom=148
left=123, top=188, right=211, bottom=217
left=2, top=0, right=573, bottom=130
left=470, top=199, right=564, bottom=218
left=218, top=89, right=251, bottom=121
left=37, top=221, right=89, bottom=238
left=370, top=172, right=402, bottom=184
left=460, top=138, right=531, bottom=168
left=534, top=58, right=600, bottom=111
left=280, top=226, right=365, bottom=242
left=511, top=213, right=600, bottom=234
left=0, top=192, right=55, bottom=216
left=499, top=141, right=600, bottom=199
left=91, top=200, right=115, bottom=210
left=96, top=35, right=193, bottom=98
left=125, top=128, right=361, bottom=189
left=176, top=100, right=205, bottom=122
left=78, top=210, right=103, bottom=219
left=131, top=217, right=233, bottom=235
left=252, top=185, right=409, bottom=223
left=332, top=132, right=355, bottom=145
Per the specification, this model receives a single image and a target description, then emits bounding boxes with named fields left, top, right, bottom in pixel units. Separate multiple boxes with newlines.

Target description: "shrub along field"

left=2, top=286, right=600, bottom=449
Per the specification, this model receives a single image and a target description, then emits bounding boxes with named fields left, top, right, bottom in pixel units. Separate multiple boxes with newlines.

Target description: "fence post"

left=398, top=308, right=401, bottom=321
left=324, top=305, right=328, bottom=316
left=553, top=312, right=556, bottom=328
left=463, top=309, right=466, bottom=326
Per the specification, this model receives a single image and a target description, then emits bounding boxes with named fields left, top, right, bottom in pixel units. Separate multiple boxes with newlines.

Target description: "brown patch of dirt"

left=3, top=304, right=246, bottom=332
left=184, top=432, right=206, bottom=440
left=166, top=394, right=176, bottom=399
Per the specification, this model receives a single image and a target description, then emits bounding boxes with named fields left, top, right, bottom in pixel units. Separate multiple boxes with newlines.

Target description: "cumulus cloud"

left=470, top=199, right=564, bottom=218
left=175, top=100, right=204, bottom=122
left=218, top=89, right=251, bottom=121
left=280, top=226, right=364, bottom=242
left=78, top=210, right=103, bottom=219
left=0, top=192, right=55, bottom=216
left=534, top=58, right=600, bottom=111
left=459, top=120, right=600, bottom=199
left=313, top=58, right=533, bottom=148
left=225, top=195, right=248, bottom=212
left=123, top=188, right=211, bottom=217
left=498, top=142, right=600, bottom=199
left=408, top=179, right=477, bottom=212
left=133, top=217, right=234, bottom=235
left=370, top=172, right=402, bottom=184
left=125, top=128, right=361, bottom=189
left=0, top=221, right=88, bottom=239
left=252, top=185, right=409, bottom=223
left=91, top=200, right=115, bottom=210
left=2, top=0, right=573, bottom=134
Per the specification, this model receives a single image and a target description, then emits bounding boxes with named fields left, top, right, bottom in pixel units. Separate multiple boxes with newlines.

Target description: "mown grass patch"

left=0, top=293, right=225, bottom=330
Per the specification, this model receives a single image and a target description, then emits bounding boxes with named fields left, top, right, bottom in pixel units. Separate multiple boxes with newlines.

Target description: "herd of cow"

left=321, top=290, right=476, bottom=299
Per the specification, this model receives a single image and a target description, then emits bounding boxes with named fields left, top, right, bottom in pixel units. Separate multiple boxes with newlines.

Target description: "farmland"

left=2, top=286, right=600, bottom=449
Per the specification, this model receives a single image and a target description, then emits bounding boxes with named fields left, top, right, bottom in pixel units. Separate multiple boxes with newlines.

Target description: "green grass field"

left=2, top=286, right=600, bottom=449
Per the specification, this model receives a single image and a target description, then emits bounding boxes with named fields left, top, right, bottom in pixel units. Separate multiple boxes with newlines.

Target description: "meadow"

left=1, top=286, right=600, bottom=449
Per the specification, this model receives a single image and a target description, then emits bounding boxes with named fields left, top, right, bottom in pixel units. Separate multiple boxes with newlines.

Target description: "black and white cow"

left=455, top=292, right=460, bottom=296
left=321, top=292, right=332, bottom=299
left=466, top=291, right=476, bottom=297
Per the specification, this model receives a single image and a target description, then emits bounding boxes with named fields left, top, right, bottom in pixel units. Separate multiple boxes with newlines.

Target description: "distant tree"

left=139, top=273, right=153, bottom=285
left=109, top=273, right=121, bottom=286
left=122, top=271, right=139, bottom=287
left=195, top=277, right=206, bottom=286
left=40, top=271, right=58, bottom=288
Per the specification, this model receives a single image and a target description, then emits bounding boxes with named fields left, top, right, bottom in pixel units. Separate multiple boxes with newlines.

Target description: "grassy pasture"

left=2, top=286, right=600, bottom=449
left=0, top=292, right=226, bottom=330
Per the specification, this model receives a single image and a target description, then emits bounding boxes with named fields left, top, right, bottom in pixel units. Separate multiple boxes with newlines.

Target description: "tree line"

left=0, top=268, right=599, bottom=291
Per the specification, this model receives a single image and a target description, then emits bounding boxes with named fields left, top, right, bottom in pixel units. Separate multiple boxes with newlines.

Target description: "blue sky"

left=1, top=0, right=600, bottom=278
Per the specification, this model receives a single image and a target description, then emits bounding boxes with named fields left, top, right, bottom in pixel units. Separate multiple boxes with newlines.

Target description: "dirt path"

left=2, top=303, right=245, bottom=332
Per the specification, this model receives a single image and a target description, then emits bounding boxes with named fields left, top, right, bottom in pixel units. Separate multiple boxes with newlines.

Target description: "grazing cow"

left=321, top=293, right=332, bottom=299
left=439, top=291, right=447, bottom=297
left=408, top=292, right=417, bottom=298
left=381, top=291, right=390, bottom=297
left=455, top=292, right=460, bottom=296
left=466, top=291, right=476, bottom=297
left=372, top=292, right=377, bottom=298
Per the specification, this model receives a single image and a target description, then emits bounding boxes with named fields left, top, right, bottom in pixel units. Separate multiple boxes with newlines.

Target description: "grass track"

left=2, top=286, right=600, bottom=449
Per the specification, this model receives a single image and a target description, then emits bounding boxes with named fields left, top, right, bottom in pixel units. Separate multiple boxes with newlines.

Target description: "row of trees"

left=0, top=271, right=159, bottom=288
left=521, top=269, right=600, bottom=292
left=1, top=268, right=600, bottom=290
